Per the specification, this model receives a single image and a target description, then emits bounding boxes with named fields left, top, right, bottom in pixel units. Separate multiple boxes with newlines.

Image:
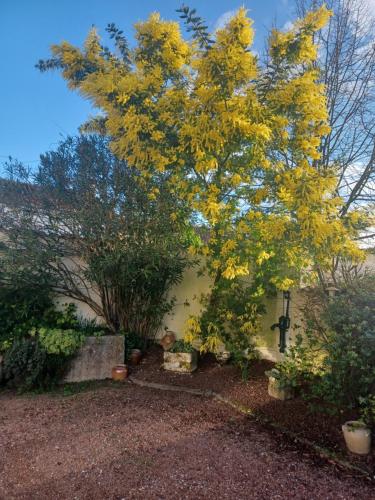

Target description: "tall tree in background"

left=293, top=0, right=375, bottom=283
left=36, top=6, right=363, bottom=351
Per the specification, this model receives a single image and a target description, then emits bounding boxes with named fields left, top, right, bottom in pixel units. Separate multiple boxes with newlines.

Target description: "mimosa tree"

left=37, top=5, right=362, bottom=358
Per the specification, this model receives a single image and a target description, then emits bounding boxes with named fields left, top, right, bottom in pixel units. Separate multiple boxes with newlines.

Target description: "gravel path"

left=0, top=383, right=373, bottom=499
left=133, top=347, right=375, bottom=473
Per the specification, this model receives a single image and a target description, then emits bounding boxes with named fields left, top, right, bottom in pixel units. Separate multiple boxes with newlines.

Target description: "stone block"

left=267, top=376, right=294, bottom=400
left=163, top=351, right=197, bottom=373
left=63, top=335, right=124, bottom=383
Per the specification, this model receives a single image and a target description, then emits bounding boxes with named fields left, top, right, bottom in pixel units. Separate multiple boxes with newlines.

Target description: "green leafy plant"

left=3, top=338, right=66, bottom=391
left=188, top=278, right=263, bottom=379
left=0, top=285, right=99, bottom=390
left=169, top=340, right=195, bottom=354
left=272, top=332, right=325, bottom=390
left=310, top=275, right=375, bottom=413
left=275, top=275, right=375, bottom=415
left=359, top=395, right=375, bottom=428
left=123, top=331, right=143, bottom=361
left=0, top=286, right=52, bottom=351
left=38, top=328, right=85, bottom=356
left=1, top=135, right=192, bottom=343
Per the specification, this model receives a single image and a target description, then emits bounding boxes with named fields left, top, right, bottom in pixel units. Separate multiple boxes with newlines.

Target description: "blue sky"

left=0, top=0, right=293, bottom=168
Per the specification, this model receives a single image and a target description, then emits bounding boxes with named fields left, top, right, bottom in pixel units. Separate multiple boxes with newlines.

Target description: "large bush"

left=275, top=274, right=375, bottom=415
left=0, top=285, right=95, bottom=390
left=0, top=286, right=52, bottom=351
left=312, top=274, right=375, bottom=412
left=0, top=135, right=192, bottom=344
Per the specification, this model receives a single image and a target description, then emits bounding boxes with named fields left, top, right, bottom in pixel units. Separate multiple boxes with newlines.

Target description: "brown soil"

left=0, top=356, right=373, bottom=499
left=132, top=346, right=375, bottom=473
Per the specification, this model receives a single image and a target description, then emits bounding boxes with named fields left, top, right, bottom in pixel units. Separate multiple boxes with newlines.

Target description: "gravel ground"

left=0, top=379, right=374, bottom=499
left=133, top=347, right=375, bottom=473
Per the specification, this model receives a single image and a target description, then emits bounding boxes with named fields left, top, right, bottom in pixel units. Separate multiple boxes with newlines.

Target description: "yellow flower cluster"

left=46, top=5, right=363, bottom=351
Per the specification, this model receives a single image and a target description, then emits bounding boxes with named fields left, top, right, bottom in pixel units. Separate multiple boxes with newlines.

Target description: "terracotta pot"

left=112, top=364, right=129, bottom=381
left=342, top=421, right=371, bottom=455
left=160, top=331, right=176, bottom=351
left=129, top=349, right=142, bottom=365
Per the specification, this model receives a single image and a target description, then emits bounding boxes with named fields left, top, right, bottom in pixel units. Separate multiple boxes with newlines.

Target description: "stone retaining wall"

left=63, top=335, right=124, bottom=383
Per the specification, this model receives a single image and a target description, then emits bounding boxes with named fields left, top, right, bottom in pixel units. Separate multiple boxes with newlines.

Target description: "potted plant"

left=129, top=349, right=142, bottom=365
left=124, top=331, right=143, bottom=364
left=342, top=421, right=371, bottom=455
left=342, top=396, right=374, bottom=455
left=265, top=368, right=294, bottom=401
left=163, top=340, right=198, bottom=373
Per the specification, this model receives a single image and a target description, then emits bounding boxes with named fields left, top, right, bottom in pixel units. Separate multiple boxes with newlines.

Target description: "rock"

left=163, top=351, right=198, bottom=373
left=267, top=376, right=294, bottom=401
left=63, top=335, right=125, bottom=383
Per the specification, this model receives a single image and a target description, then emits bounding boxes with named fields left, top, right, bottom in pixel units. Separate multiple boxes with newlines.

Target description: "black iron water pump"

left=271, top=291, right=291, bottom=353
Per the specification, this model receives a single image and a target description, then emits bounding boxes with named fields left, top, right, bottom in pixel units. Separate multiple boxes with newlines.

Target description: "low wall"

left=60, top=254, right=375, bottom=363
left=63, top=335, right=124, bottom=383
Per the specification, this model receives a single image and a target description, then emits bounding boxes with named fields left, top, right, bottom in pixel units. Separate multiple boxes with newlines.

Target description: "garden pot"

left=160, top=331, right=176, bottom=351
left=163, top=351, right=198, bottom=373
left=129, top=349, right=142, bottom=365
left=342, top=421, right=371, bottom=455
left=267, top=376, right=294, bottom=401
left=112, top=364, right=129, bottom=381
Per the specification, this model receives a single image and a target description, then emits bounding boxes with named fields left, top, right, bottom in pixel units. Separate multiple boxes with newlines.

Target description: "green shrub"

left=123, top=331, right=143, bottom=361
left=38, top=328, right=85, bottom=356
left=3, top=338, right=66, bottom=391
left=3, top=328, right=85, bottom=391
left=4, top=338, right=45, bottom=390
left=169, top=340, right=195, bottom=353
left=196, top=278, right=263, bottom=379
left=0, top=285, right=101, bottom=390
left=310, top=275, right=375, bottom=413
left=359, top=395, right=375, bottom=427
left=275, top=274, right=375, bottom=416
left=273, top=332, right=325, bottom=390
left=0, top=286, right=52, bottom=351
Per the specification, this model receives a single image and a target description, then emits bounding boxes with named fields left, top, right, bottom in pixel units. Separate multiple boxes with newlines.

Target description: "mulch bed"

left=131, top=345, right=375, bottom=475
left=1, top=379, right=374, bottom=499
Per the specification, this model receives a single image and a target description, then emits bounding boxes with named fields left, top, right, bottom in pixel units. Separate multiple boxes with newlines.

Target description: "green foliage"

left=88, top=240, right=189, bottom=344
left=0, top=284, right=89, bottom=354
left=273, top=332, right=324, bottom=389
left=169, top=340, right=195, bottom=353
left=0, top=285, right=99, bottom=390
left=0, top=286, right=52, bottom=351
left=311, top=275, right=375, bottom=412
left=75, top=318, right=106, bottom=337
left=275, top=274, right=375, bottom=416
left=3, top=338, right=66, bottom=391
left=359, top=395, right=375, bottom=427
left=176, top=4, right=213, bottom=48
left=195, top=277, right=263, bottom=379
left=0, top=135, right=192, bottom=341
left=38, top=328, right=85, bottom=356
left=123, top=330, right=143, bottom=361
